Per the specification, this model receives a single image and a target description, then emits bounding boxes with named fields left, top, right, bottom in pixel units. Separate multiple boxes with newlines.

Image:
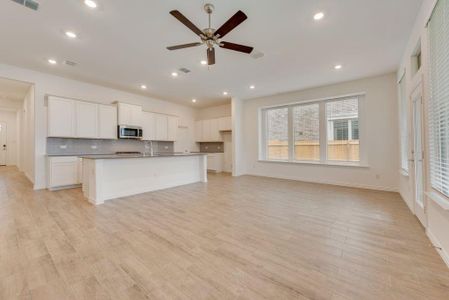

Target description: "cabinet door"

left=219, top=117, right=232, bottom=131
left=142, top=112, right=156, bottom=140
left=117, top=103, right=131, bottom=125
left=167, top=116, right=178, bottom=141
left=195, top=121, right=203, bottom=142
left=202, top=120, right=212, bottom=141
left=98, top=105, right=117, bottom=139
left=76, top=102, right=98, bottom=138
left=130, top=105, right=143, bottom=127
left=155, top=114, right=168, bottom=141
left=48, top=97, right=76, bottom=137
left=210, top=119, right=222, bottom=141
left=48, top=157, right=79, bottom=187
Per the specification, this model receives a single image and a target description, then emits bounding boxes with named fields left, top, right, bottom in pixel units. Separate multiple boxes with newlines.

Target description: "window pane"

left=266, top=107, right=288, bottom=160
left=326, top=99, right=359, bottom=162
left=293, top=104, right=319, bottom=161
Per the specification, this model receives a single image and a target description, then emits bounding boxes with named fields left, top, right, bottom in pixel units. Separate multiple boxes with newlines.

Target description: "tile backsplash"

left=199, top=142, right=224, bottom=153
left=47, top=138, right=174, bottom=155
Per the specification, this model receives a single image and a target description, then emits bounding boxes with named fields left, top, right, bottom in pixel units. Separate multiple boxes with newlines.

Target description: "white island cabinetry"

left=82, top=154, right=207, bottom=205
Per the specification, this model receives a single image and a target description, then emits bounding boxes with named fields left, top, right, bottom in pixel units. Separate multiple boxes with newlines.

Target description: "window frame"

left=259, top=93, right=366, bottom=167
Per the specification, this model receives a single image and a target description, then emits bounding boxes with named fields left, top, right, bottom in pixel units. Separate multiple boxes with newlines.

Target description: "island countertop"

left=80, top=153, right=207, bottom=160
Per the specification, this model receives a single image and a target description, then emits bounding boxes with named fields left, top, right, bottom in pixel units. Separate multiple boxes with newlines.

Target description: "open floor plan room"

left=0, top=0, right=449, bottom=299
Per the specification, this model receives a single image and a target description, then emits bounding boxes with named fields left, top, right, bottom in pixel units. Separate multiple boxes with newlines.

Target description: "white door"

left=0, top=122, right=6, bottom=166
left=411, top=83, right=426, bottom=227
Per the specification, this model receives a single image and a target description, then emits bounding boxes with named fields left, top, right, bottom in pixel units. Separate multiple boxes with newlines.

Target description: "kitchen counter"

left=82, top=153, right=207, bottom=205
left=80, top=153, right=206, bottom=159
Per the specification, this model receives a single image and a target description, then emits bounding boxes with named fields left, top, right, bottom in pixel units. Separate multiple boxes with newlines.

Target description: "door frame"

left=0, top=121, right=7, bottom=166
left=410, top=79, right=427, bottom=227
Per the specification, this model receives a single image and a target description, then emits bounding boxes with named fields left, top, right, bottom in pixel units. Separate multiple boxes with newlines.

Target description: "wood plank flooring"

left=0, top=166, right=448, bottom=299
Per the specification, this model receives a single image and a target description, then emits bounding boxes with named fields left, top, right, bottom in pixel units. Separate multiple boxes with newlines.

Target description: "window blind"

left=428, top=0, right=449, bottom=197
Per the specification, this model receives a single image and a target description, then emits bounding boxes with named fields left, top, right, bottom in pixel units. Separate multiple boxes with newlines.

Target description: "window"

left=293, top=103, right=320, bottom=161
left=326, top=99, right=359, bottom=162
left=261, top=95, right=362, bottom=165
left=266, top=107, right=288, bottom=160
left=399, top=75, right=409, bottom=172
left=428, top=0, right=449, bottom=197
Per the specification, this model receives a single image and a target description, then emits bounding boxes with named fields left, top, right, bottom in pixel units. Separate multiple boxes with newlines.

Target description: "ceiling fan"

left=167, top=4, right=254, bottom=66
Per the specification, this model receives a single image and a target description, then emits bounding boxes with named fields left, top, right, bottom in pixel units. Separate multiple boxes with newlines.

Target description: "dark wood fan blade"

left=207, top=47, right=215, bottom=65
left=214, top=10, right=248, bottom=38
left=220, top=42, right=253, bottom=54
left=170, top=10, right=204, bottom=37
left=166, top=42, right=202, bottom=50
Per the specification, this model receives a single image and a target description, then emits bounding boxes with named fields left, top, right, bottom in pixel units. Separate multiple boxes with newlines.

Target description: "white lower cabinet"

left=47, top=156, right=83, bottom=189
left=207, top=153, right=224, bottom=173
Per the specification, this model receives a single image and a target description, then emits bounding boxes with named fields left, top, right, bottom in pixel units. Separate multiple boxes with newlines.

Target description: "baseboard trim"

left=245, top=172, right=398, bottom=192
left=427, top=229, right=449, bottom=269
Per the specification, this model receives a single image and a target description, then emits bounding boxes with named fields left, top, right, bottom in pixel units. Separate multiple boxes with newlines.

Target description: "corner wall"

left=240, top=73, right=399, bottom=191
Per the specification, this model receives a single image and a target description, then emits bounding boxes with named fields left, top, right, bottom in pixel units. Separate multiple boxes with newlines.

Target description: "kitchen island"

left=81, top=153, right=207, bottom=205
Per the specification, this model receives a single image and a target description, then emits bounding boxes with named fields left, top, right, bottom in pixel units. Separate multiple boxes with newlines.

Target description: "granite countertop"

left=46, top=153, right=115, bottom=157
left=79, top=153, right=207, bottom=160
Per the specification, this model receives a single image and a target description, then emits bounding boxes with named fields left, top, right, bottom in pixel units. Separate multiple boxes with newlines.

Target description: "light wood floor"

left=1, top=166, right=449, bottom=299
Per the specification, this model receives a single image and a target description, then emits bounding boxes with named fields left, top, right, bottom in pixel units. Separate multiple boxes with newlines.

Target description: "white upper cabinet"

left=218, top=117, right=232, bottom=131
left=155, top=114, right=168, bottom=141
left=98, top=105, right=117, bottom=139
left=117, top=103, right=142, bottom=127
left=142, top=112, right=156, bottom=141
left=167, top=116, right=178, bottom=141
left=76, top=101, right=98, bottom=138
left=48, top=96, right=76, bottom=137
left=48, top=96, right=117, bottom=139
left=195, top=117, right=230, bottom=142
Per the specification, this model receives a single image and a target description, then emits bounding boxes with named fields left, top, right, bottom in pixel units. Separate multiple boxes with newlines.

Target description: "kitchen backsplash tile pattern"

left=199, top=142, right=224, bottom=153
left=47, top=138, right=174, bottom=155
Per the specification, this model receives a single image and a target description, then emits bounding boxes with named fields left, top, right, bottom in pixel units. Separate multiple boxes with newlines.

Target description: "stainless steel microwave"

left=118, top=125, right=143, bottom=139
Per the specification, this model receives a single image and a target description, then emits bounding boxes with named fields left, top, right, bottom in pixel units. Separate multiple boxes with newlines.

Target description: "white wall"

left=0, top=63, right=199, bottom=189
left=0, top=110, right=18, bottom=166
left=239, top=73, right=399, bottom=191
left=196, top=103, right=231, bottom=120
left=397, top=0, right=449, bottom=267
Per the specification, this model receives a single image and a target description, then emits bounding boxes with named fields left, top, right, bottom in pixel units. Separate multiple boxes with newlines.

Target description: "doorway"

left=411, top=81, right=426, bottom=227
left=0, top=122, right=6, bottom=166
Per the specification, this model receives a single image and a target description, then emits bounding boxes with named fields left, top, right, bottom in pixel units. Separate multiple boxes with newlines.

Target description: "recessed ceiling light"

left=140, top=85, right=147, bottom=90
left=314, top=12, right=324, bottom=21
left=171, top=72, right=178, bottom=77
left=84, top=0, right=97, bottom=9
left=250, top=85, right=255, bottom=89
left=48, top=58, right=57, bottom=65
left=65, top=31, right=77, bottom=39
left=200, top=60, right=207, bottom=65
left=223, top=91, right=228, bottom=96
left=192, top=99, right=197, bottom=103
left=334, top=64, right=342, bottom=70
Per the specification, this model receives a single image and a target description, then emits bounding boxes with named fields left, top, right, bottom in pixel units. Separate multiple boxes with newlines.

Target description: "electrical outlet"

left=59, top=145, right=67, bottom=149
left=91, top=145, right=98, bottom=149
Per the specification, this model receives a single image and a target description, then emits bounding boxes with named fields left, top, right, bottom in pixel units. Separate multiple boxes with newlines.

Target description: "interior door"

left=411, top=83, right=426, bottom=227
left=0, top=122, right=7, bottom=166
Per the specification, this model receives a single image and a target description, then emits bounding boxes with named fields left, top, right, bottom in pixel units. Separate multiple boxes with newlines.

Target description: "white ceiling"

left=0, top=0, right=422, bottom=107
left=0, top=77, right=32, bottom=101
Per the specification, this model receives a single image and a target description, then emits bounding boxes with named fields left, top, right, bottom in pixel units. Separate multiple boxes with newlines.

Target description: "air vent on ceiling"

left=179, top=68, right=191, bottom=74
left=11, top=0, right=39, bottom=11
left=64, top=60, right=78, bottom=67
